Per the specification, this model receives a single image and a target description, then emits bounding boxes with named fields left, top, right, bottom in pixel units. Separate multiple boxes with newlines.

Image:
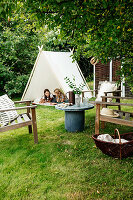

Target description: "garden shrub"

left=0, top=63, right=14, bottom=95
left=4, top=74, right=29, bottom=97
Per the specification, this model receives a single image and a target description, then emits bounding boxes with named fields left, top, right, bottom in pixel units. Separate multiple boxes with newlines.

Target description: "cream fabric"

left=0, top=100, right=9, bottom=126
left=0, top=95, right=18, bottom=126
left=96, top=81, right=117, bottom=102
left=97, top=134, right=129, bottom=143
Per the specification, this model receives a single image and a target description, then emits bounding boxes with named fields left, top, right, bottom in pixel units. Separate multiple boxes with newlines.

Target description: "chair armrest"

left=104, top=90, right=122, bottom=94
left=82, top=90, right=97, bottom=93
left=101, top=96, right=133, bottom=100
left=0, top=105, right=37, bottom=112
left=89, top=101, right=133, bottom=107
left=14, top=100, right=32, bottom=104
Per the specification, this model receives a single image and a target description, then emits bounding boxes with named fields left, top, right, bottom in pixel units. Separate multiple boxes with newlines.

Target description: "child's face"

left=54, top=90, right=60, bottom=96
left=45, top=91, right=50, bottom=97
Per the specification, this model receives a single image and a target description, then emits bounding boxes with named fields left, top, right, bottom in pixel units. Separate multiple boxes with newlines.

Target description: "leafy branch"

left=64, top=76, right=85, bottom=94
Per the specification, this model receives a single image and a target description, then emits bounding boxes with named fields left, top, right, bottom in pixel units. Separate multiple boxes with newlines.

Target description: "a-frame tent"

left=22, top=49, right=92, bottom=101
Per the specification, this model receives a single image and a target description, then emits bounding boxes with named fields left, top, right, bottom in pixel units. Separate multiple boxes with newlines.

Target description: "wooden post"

left=26, top=101, right=32, bottom=133
left=95, top=104, right=100, bottom=134
left=31, top=108, right=38, bottom=144
left=82, top=92, right=84, bottom=103
left=103, top=94, right=107, bottom=108
left=116, top=91, right=121, bottom=110
left=93, top=64, right=96, bottom=97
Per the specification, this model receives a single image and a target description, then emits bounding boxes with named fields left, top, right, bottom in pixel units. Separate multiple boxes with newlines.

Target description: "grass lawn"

left=0, top=100, right=133, bottom=200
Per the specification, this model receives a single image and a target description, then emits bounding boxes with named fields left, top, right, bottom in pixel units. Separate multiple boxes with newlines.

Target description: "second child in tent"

left=53, top=88, right=66, bottom=103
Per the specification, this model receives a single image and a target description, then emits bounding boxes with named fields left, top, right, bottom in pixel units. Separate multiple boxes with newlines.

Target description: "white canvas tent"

left=22, top=49, right=92, bottom=101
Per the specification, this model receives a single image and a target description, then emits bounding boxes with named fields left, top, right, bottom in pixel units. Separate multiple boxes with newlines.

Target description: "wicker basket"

left=92, top=129, right=133, bottom=159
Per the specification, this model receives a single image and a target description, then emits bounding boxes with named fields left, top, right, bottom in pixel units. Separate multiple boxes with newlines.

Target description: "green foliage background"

left=0, top=0, right=132, bottom=96
left=0, top=10, right=92, bottom=97
left=20, top=0, right=132, bottom=90
left=0, top=9, right=41, bottom=96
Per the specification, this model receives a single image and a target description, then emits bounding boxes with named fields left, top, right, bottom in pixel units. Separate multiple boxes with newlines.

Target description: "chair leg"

left=31, top=108, right=38, bottom=144
left=28, top=125, right=32, bottom=134
left=95, top=104, right=100, bottom=134
left=116, top=99, right=121, bottom=111
left=101, top=98, right=106, bottom=128
left=26, top=101, right=32, bottom=134
left=101, top=121, right=105, bottom=129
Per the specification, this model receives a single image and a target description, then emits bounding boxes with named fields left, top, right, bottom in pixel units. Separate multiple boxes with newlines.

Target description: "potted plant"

left=64, top=76, right=85, bottom=106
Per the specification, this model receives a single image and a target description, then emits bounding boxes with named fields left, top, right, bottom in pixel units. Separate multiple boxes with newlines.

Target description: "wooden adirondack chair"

left=0, top=100, right=38, bottom=144
left=93, top=96, right=133, bottom=134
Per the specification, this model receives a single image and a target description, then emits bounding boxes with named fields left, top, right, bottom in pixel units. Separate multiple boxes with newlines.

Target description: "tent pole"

left=121, top=65, right=125, bottom=97
left=93, top=64, right=96, bottom=97
left=109, top=60, right=112, bottom=82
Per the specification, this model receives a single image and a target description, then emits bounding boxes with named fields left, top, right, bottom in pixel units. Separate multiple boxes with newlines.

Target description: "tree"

left=0, top=3, right=48, bottom=96
left=1, top=0, right=132, bottom=91
left=20, top=0, right=132, bottom=89
left=0, top=3, right=73, bottom=96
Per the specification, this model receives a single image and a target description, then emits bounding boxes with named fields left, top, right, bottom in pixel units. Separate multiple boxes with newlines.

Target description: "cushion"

left=0, top=95, right=19, bottom=127
left=0, top=100, right=10, bottom=126
left=96, top=81, right=117, bottom=102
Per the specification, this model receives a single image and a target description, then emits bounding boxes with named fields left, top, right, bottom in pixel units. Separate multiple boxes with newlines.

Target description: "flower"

left=64, top=76, right=85, bottom=94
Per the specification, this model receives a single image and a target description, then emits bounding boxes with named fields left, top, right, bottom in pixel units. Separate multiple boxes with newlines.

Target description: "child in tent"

left=53, top=88, right=66, bottom=103
left=39, top=89, right=53, bottom=103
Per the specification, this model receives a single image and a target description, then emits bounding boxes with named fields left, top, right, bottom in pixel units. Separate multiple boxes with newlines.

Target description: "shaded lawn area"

left=0, top=101, right=133, bottom=200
